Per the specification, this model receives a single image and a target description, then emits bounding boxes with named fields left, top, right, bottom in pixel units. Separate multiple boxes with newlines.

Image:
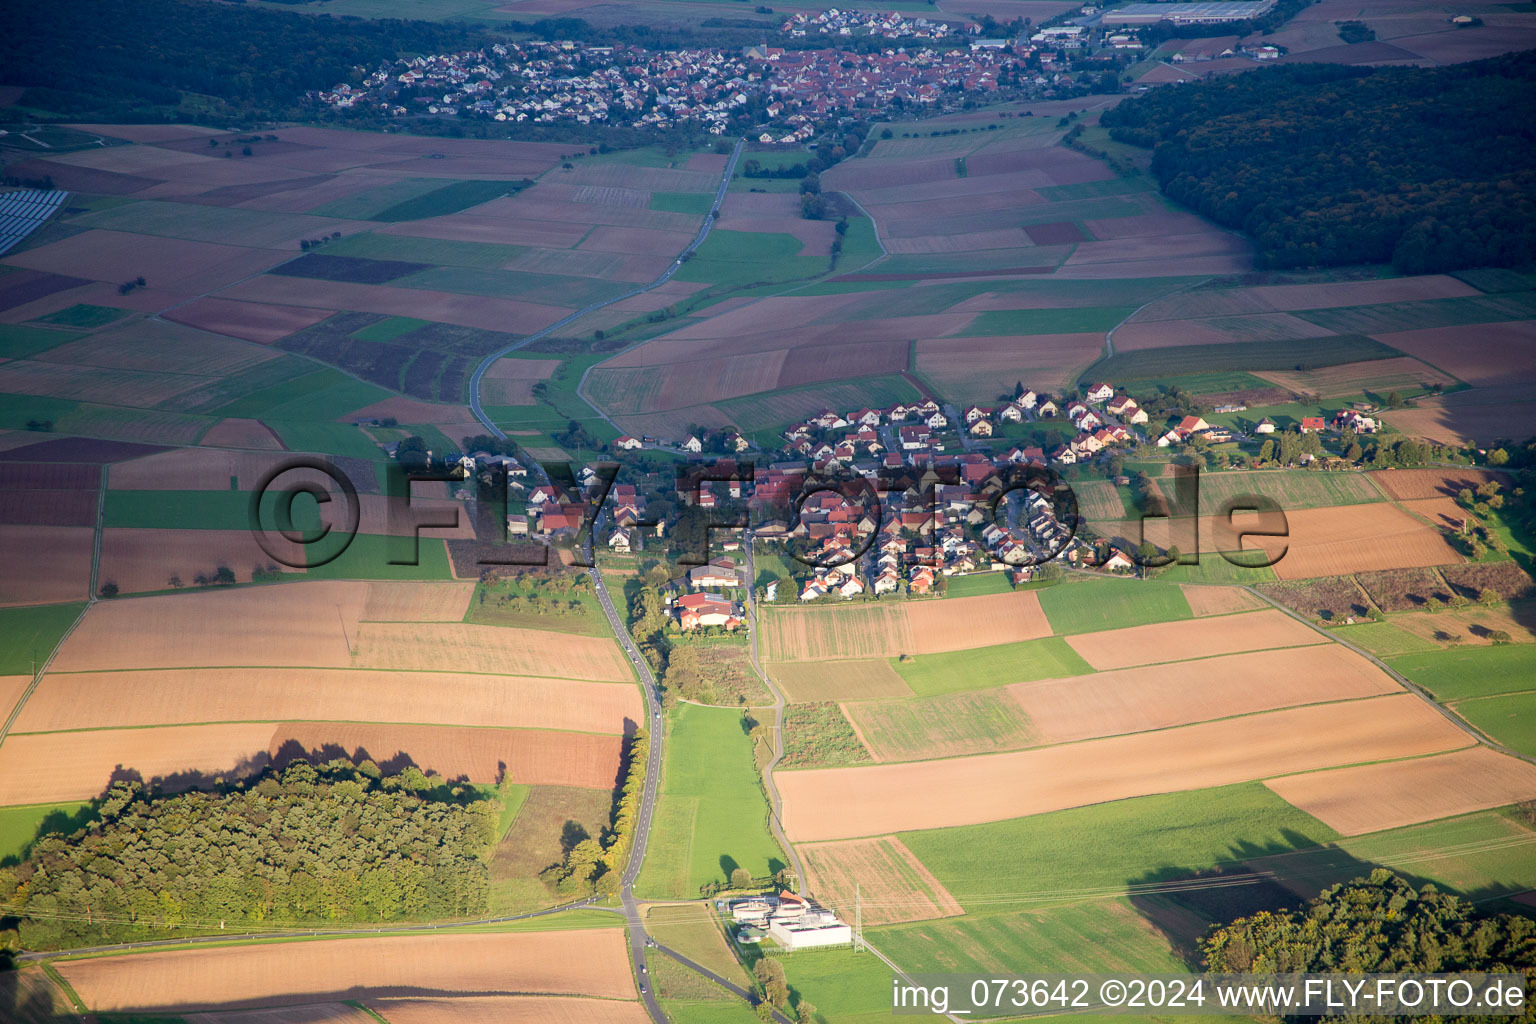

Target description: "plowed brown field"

left=200, top=418, right=285, bottom=449
left=0, top=525, right=92, bottom=606
left=98, top=529, right=309, bottom=593
left=1265, top=747, right=1536, bottom=835
left=0, top=675, right=29, bottom=722
left=1008, top=645, right=1402, bottom=745
left=53, top=929, right=635, bottom=1012
left=1250, top=504, right=1463, bottom=580
left=800, top=835, right=964, bottom=925
left=268, top=724, right=622, bottom=788
left=17, top=668, right=640, bottom=735
left=779, top=694, right=1466, bottom=840
left=1181, top=585, right=1268, bottom=616
left=1369, top=468, right=1513, bottom=500
left=1064, top=609, right=1323, bottom=670
left=367, top=998, right=651, bottom=1024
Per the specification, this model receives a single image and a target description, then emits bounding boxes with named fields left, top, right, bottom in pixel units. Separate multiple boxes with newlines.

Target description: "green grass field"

left=658, top=999, right=762, bottom=1024
left=635, top=703, right=785, bottom=898
left=0, top=602, right=86, bottom=675
left=303, top=534, right=456, bottom=582
left=326, top=232, right=525, bottom=269
left=0, top=324, right=74, bottom=360
left=941, top=572, right=1013, bottom=598
left=892, top=635, right=1094, bottom=698
left=901, top=783, right=1339, bottom=908
left=646, top=904, right=750, bottom=986
left=370, top=179, right=526, bottom=222
left=1156, top=557, right=1277, bottom=585
left=265, top=420, right=384, bottom=461
left=1089, top=335, right=1399, bottom=382
left=73, top=199, right=346, bottom=249
left=105, top=490, right=318, bottom=531
left=1194, top=469, right=1384, bottom=512
left=1387, top=644, right=1536, bottom=701
left=874, top=898, right=1190, bottom=977
left=1296, top=292, right=1536, bottom=335
left=1248, top=810, right=1536, bottom=902
left=213, top=366, right=391, bottom=423
left=1452, top=692, right=1536, bottom=756
left=675, top=230, right=828, bottom=287
left=722, top=374, right=921, bottom=443
left=1330, top=621, right=1440, bottom=658
left=1036, top=578, right=1192, bottom=635
left=651, top=191, right=715, bottom=216
left=399, top=266, right=629, bottom=306
left=31, top=304, right=131, bottom=329
left=351, top=316, right=431, bottom=343
left=776, top=946, right=901, bottom=1024
left=957, top=305, right=1139, bottom=337
left=0, top=801, right=98, bottom=867
left=464, top=576, right=608, bottom=636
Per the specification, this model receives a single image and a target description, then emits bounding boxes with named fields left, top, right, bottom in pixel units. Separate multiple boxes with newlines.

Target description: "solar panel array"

left=0, top=189, right=69, bottom=257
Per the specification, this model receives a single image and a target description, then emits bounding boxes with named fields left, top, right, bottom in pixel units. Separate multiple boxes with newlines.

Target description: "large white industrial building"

left=1102, top=0, right=1276, bottom=25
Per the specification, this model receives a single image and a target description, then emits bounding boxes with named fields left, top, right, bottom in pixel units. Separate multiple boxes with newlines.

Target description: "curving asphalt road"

left=467, top=138, right=745, bottom=441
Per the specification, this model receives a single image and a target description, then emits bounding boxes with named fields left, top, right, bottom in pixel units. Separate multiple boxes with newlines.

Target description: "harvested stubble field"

left=0, top=525, right=94, bottom=606
left=1368, top=320, right=1536, bottom=386
left=352, top=621, right=632, bottom=681
left=1403, top=498, right=1475, bottom=530
left=367, top=997, right=652, bottom=1024
left=778, top=694, right=1465, bottom=841
left=1250, top=504, right=1463, bottom=580
left=108, top=447, right=323, bottom=491
left=53, top=929, right=635, bottom=1013
left=766, top=658, right=913, bottom=703
left=268, top=723, right=623, bottom=789
left=1264, top=747, right=1536, bottom=836
left=800, top=835, right=964, bottom=926
left=1008, top=645, right=1402, bottom=745
left=0, top=722, right=281, bottom=805
left=1181, top=584, right=1268, bottom=616
left=843, top=688, right=1039, bottom=762
left=360, top=579, right=474, bottom=621
left=50, top=581, right=368, bottom=672
left=1256, top=355, right=1455, bottom=398
left=762, top=591, right=1051, bottom=661
left=16, top=667, right=640, bottom=736
left=1063, top=609, right=1323, bottom=670
left=200, top=417, right=285, bottom=449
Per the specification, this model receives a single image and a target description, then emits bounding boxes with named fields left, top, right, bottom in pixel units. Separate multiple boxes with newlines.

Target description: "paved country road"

left=468, top=137, right=745, bottom=442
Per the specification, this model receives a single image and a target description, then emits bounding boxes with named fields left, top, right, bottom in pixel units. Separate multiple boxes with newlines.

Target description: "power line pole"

left=854, top=882, right=863, bottom=953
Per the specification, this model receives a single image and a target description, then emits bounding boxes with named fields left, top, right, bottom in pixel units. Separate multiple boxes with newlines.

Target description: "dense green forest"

left=0, top=0, right=487, bottom=119
left=1102, top=52, right=1536, bottom=273
left=0, top=761, right=500, bottom=951
left=1203, top=870, right=1536, bottom=1016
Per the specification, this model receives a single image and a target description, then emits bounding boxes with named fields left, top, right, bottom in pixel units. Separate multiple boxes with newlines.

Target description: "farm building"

left=676, top=593, right=744, bottom=630
left=688, top=558, right=744, bottom=589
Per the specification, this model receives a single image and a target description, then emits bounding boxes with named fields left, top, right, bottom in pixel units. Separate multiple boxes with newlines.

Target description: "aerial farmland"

left=5, top=0, right=1536, bottom=1019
